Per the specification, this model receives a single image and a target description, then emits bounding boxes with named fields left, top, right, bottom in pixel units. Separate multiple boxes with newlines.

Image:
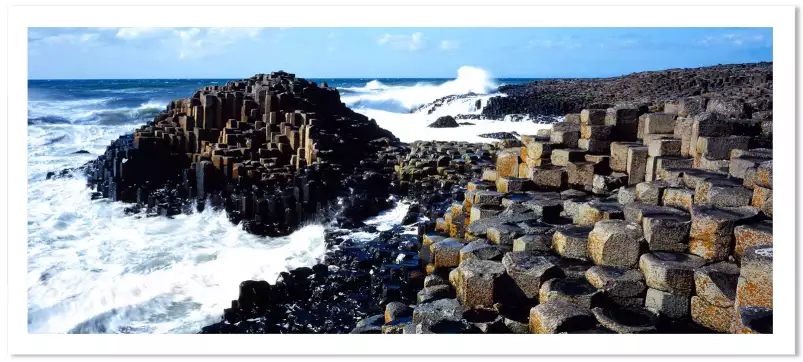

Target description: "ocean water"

left=27, top=66, right=550, bottom=333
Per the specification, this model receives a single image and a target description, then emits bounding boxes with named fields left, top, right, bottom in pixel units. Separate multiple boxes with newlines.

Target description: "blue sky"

left=28, top=27, right=772, bottom=79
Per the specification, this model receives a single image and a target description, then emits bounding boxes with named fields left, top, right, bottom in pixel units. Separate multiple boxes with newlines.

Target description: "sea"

left=27, top=66, right=552, bottom=333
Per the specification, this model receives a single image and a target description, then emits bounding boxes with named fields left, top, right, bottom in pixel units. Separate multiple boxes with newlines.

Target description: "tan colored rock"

left=580, top=124, right=613, bottom=140
left=574, top=201, right=624, bottom=226
left=552, top=226, right=592, bottom=261
left=626, top=146, right=649, bottom=185
left=529, top=300, right=596, bottom=334
left=642, top=113, right=677, bottom=135
left=662, top=187, right=695, bottom=212
left=587, top=220, right=644, bottom=268
left=551, top=148, right=585, bottom=167
left=648, top=138, right=682, bottom=157
left=735, top=245, right=772, bottom=309
left=688, top=205, right=759, bottom=261
left=639, top=252, right=706, bottom=295
left=580, top=109, right=606, bottom=125
left=420, top=234, right=445, bottom=264
left=456, top=259, right=506, bottom=309
left=645, top=288, right=689, bottom=319
left=530, top=166, right=567, bottom=189
left=694, top=261, right=739, bottom=307
left=495, top=149, right=520, bottom=178
left=751, top=185, right=773, bottom=217
left=691, top=296, right=734, bottom=333
left=539, top=278, right=601, bottom=309
left=734, top=221, right=772, bottom=262
left=526, top=141, right=552, bottom=160
left=610, top=142, right=641, bottom=172
left=430, top=238, right=464, bottom=268
left=496, top=176, right=531, bottom=193
left=754, top=161, right=772, bottom=189
left=585, top=265, right=646, bottom=297
left=481, top=168, right=498, bottom=182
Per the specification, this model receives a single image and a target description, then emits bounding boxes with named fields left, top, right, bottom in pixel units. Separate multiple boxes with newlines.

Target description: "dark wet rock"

left=428, top=115, right=459, bottom=128
left=478, top=132, right=518, bottom=140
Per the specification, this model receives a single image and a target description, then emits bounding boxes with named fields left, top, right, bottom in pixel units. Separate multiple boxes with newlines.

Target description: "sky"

left=28, top=27, right=772, bottom=79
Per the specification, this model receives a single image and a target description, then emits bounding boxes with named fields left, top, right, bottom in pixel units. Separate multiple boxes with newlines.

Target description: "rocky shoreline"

left=72, top=63, right=772, bottom=334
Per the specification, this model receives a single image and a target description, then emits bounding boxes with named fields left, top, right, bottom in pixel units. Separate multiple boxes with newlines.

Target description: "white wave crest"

left=29, top=100, right=166, bottom=125
left=341, top=66, right=497, bottom=113
left=364, top=80, right=386, bottom=90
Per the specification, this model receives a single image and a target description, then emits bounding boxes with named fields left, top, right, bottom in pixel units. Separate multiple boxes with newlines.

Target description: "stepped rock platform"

left=72, top=64, right=773, bottom=334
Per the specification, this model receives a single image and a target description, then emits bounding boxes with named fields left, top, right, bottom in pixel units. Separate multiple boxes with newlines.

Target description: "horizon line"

left=27, top=76, right=570, bottom=81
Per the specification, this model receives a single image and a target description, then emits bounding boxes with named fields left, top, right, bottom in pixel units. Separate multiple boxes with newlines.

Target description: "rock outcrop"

left=82, top=71, right=401, bottom=236
left=482, top=62, right=773, bottom=119
left=428, top=115, right=459, bottom=128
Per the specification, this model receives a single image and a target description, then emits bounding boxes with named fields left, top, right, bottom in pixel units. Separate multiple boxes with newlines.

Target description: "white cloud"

left=37, top=33, right=100, bottom=46
left=439, top=40, right=459, bottom=51
left=174, top=27, right=264, bottom=60
left=116, top=27, right=169, bottom=40
left=114, top=27, right=266, bottom=59
left=528, top=36, right=580, bottom=49
left=378, top=32, right=424, bottom=51
left=697, top=32, right=769, bottom=47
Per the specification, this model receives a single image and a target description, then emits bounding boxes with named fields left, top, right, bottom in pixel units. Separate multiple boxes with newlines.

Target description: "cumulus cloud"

left=378, top=32, right=424, bottom=51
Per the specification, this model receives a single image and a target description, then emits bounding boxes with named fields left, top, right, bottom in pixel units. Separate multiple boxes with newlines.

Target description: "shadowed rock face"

left=482, top=62, right=773, bottom=118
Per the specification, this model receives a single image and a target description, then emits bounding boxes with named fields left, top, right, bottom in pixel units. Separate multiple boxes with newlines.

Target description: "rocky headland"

left=71, top=62, right=773, bottom=334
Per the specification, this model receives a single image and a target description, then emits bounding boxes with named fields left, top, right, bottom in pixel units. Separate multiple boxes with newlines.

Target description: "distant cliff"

left=482, top=62, right=773, bottom=119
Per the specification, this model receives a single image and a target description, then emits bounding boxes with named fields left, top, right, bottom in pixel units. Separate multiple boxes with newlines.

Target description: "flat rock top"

left=643, top=252, right=706, bottom=269
left=502, top=251, right=559, bottom=273
left=587, top=265, right=644, bottom=281
left=691, top=205, right=759, bottom=221
left=557, top=225, right=594, bottom=238
left=546, top=278, right=598, bottom=296
left=458, top=258, right=506, bottom=275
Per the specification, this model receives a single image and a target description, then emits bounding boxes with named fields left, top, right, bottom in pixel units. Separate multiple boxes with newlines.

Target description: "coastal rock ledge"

left=73, top=65, right=772, bottom=334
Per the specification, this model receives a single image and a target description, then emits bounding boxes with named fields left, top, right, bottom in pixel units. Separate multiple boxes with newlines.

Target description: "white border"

left=6, top=3, right=795, bottom=356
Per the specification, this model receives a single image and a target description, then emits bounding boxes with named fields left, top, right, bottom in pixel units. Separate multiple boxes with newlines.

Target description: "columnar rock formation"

left=74, top=67, right=772, bottom=334
left=364, top=101, right=773, bottom=334
left=84, top=71, right=400, bottom=236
